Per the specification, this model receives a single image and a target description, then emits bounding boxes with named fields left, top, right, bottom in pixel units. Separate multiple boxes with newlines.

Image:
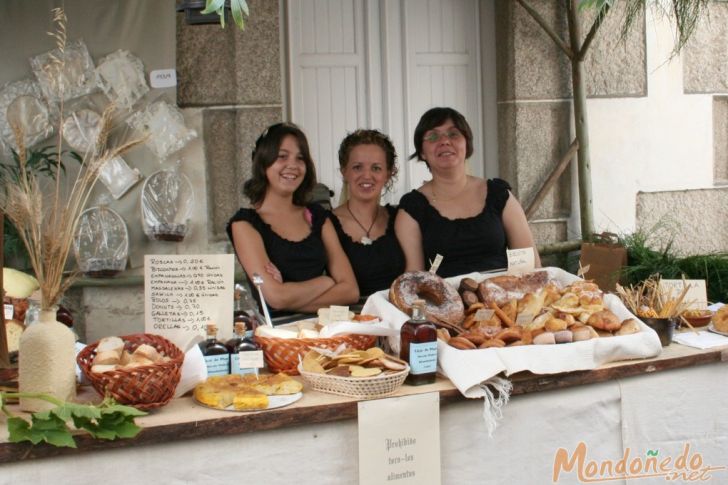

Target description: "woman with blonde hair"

left=330, top=129, right=405, bottom=296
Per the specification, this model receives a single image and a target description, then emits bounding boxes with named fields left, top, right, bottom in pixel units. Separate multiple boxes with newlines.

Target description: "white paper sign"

left=429, top=254, right=444, bottom=274
left=659, top=279, right=708, bottom=309
left=358, top=392, right=441, bottom=485
left=474, top=308, right=495, bottom=321
left=150, top=69, right=177, bottom=88
left=4, top=304, right=13, bottom=321
left=237, top=350, right=265, bottom=369
left=329, top=305, right=350, bottom=322
left=145, top=254, right=234, bottom=349
left=507, top=247, right=535, bottom=274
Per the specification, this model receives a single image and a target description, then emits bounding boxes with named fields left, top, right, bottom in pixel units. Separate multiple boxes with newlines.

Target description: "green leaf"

left=52, top=401, right=101, bottom=422
left=7, top=414, right=77, bottom=448
left=201, top=0, right=225, bottom=15
left=101, top=401, right=148, bottom=417
left=231, top=0, right=248, bottom=29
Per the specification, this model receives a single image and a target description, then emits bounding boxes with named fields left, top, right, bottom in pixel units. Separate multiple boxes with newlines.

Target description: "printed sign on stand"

left=358, top=392, right=441, bottom=485
left=659, top=279, right=708, bottom=309
left=145, top=254, right=234, bottom=350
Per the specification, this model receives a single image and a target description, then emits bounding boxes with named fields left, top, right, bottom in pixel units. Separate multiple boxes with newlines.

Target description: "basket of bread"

left=254, top=311, right=379, bottom=375
left=77, top=333, right=184, bottom=410
left=297, top=346, right=409, bottom=399
left=390, top=270, right=642, bottom=350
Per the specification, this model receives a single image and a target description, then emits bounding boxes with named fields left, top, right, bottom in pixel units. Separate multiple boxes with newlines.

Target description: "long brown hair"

left=243, top=122, right=317, bottom=206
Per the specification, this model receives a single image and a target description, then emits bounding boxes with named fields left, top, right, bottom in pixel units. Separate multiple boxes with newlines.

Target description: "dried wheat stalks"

left=0, top=8, right=145, bottom=310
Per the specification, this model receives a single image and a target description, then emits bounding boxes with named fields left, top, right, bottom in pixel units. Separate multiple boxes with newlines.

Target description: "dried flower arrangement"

left=0, top=8, right=145, bottom=311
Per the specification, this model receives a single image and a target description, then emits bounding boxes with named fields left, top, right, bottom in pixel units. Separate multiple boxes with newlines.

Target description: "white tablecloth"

left=4, top=362, right=727, bottom=485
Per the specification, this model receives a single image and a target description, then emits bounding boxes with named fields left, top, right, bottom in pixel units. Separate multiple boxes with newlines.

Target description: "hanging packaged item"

left=0, top=79, right=55, bottom=151
left=127, top=99, right=197, bottom=160
left=73, top=206, right=129, bottom=278
left=97, top=156, right=142, bottom=199
left=62, top=109, right=101, bottom=151
left=141, top=165, right=194, bottom=242
left=96, top=49, right=149, bottom=110
left=30, top=39, right=97, bottom=103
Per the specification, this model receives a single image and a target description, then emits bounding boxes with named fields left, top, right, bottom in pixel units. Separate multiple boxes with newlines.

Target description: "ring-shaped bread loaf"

left=389, top=271, right=465, bottom=327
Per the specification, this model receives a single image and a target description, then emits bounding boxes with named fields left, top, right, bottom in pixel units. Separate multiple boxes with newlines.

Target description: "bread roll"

left=93, top=350, right=121, bottom=365
left=91, top=364, right=118, bottom=373
left=97, top=336, right=124, bottom=357
left=133, top=343, right=160, bottom=362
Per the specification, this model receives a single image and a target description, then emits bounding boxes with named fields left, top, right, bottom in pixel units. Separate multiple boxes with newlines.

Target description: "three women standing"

left=229, top=108, right=540, bottom=315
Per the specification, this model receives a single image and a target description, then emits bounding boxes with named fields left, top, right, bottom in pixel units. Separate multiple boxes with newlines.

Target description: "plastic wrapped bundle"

left=73, top=206, right=129, bottom=278
left=141, top=166, right=194, bottom=242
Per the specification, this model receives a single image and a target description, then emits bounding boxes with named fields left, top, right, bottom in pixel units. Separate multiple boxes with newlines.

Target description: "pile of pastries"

left=392, top=271, right=641, bottom=350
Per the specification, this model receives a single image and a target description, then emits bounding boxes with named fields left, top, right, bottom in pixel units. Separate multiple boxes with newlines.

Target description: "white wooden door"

left=287, top=0, right=485, bottom=203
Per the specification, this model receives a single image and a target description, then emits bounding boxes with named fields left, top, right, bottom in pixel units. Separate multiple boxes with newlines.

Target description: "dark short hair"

left=337, top=129, right=399, bottom=192
left=243, top=122, right=317, bottom=206
left=410, top=107, right=474, bottom=162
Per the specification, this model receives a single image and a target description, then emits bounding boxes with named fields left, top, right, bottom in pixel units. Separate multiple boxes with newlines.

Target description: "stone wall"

left=636, top=187, right=728, bottom=256
left=494, top=0, right=646, bottom=246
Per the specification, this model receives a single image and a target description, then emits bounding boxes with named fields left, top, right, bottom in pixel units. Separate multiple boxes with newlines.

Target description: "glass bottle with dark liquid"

left=234, top=283, right=261, bottom=339
left=199, top=323, right=230, bottom=376
left=226, top=322, right=260, bottom=375
left=399, top=299, right=438, bottom=385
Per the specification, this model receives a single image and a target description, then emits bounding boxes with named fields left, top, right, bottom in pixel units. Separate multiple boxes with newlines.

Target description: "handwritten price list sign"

left=144, top=254, right=234, bottom=349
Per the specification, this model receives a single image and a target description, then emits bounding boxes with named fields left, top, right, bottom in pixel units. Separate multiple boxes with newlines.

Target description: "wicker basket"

left=77, top=333, right=184, bottom=410
left=255, top=334, right=377, bottom=375
left=297, top=363, right=409, bottom=399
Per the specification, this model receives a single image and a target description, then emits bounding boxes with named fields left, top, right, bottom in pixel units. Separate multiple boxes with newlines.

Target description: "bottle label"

left=231, top=351, right=264, bottom=375
left=204, top=354, right=230, bottom=376
left=409, top=341, right=438, bottom=375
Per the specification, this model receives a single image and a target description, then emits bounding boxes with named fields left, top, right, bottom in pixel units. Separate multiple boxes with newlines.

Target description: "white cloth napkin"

left=672, top=330, right=728, bottom=349
left=175, top=341, right=208, bottom=398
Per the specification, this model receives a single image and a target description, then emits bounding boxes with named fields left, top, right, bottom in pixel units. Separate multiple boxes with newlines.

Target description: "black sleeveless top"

left=226, top=204, right=329, bottom=316
left=398, top=178, right=511, bottom=278
left=330, top=205, right=405, bottom=296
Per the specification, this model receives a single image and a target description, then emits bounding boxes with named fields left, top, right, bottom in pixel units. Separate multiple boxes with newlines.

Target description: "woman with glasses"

left=227, top=123, right=359, bottom=315
left=395, top=107, right=540, bottom=277
left=329, top=129, right=405, bottom=296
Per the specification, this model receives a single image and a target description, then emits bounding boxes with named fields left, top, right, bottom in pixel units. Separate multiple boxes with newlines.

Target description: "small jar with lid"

left=399, top=299, right=438, bottom=385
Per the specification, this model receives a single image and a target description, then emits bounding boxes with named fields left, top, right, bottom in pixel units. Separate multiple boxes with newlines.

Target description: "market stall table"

left=1, top=341, right=727, bottom=484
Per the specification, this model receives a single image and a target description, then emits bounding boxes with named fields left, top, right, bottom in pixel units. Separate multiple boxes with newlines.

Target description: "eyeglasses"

left=423, top=130, right=462, bottom=143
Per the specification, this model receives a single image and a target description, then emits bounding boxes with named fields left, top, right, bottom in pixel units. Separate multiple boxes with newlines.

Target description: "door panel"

left=288, top=0, right=484, bottom=203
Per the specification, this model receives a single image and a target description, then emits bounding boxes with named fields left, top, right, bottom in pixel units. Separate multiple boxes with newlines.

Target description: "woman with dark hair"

left=395, top=107, right=540, bottom=277
left=227, top=123, right=359, bottom=315
left=329, top=129, right=405, bottom=296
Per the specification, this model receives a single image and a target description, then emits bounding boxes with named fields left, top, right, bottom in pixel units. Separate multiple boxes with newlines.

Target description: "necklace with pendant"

left=346, top=201, right=379, bottom=245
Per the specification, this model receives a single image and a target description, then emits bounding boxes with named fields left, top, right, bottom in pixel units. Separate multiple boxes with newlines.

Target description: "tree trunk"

left=567, top=0, right=595, bottom=240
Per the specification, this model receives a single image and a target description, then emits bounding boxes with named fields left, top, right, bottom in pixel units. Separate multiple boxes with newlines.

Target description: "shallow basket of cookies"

left=254, top=313, right=386, bottom=375
left=77, top=333, right=184, bottom=410
left=297, top=347, right=409, bottom=399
